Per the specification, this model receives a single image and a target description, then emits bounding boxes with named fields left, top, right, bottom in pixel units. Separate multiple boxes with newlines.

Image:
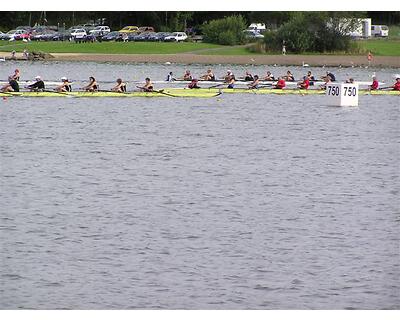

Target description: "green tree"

left=202, top=15, right=247, bottom=45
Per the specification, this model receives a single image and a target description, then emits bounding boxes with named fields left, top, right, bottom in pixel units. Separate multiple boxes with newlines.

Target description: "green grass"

left=0, top=40, right=223, bottom=54
left=357, top=39, right=400, bottom=56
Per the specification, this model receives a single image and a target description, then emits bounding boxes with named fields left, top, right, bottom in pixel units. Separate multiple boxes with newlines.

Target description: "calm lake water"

left=0, top=62, right=399, bottom=309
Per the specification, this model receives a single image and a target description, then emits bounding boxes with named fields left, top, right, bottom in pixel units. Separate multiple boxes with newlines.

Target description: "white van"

left=89, top=26, right=111, bottom=36
left=371, top=25, right=389, bottom=37
left=248, top=23, right=266, bottom=32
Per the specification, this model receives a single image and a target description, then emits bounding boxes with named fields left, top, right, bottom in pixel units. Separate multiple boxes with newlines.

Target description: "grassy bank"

left=1, top=38, right=398, bottom=56
left=0, top=40, right=222, bottom=54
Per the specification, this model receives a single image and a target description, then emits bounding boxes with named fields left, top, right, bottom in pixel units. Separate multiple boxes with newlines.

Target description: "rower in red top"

left=297, top=76, right=310, bottom=89
left=392, top=77, right=400, bottom=91
left=275, top=77, right=286, bottom=89
left=369, top=76, right=379, bottom=90
left=188, top=79, right=200, bottom=89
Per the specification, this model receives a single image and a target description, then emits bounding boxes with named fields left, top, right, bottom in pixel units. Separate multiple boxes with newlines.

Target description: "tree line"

left=0, top=11, right=398, bottom=31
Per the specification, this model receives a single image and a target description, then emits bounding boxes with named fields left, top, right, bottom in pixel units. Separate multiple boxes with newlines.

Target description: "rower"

left=248, top=75, right=260, bottom=89
left=297, top=76, right=310, bottom=89
left=263, top=71, right=275, bottom=81
left=27, top=76, right=45, bottom=91
left=227, top=73, right=236, bottom=89
left=322, top=71, right=336, bottom=82
left=244, top=71, right=254, bottom=82
left=392, top=77, right=400, bottom=91
left=369, top=76, right=379, bottom=90
left=306, top=71, right=315, bottom=85
left=320, top=76, right=331, bottom=90
left=11, top=69, right=20, bottom=81
left=1, top=76, right=19, bottom=92
left=224, top=70, right=234, bottom=82
left=112, top=78, right=127, bottom=92
left=275, top=77, right=286, bottom=89
left=56, top=77, right=72, bottom=92
left=166, top=72, right=175, bottom=82
left=83, top=76, right=98, bottom=92
left=200, top=69, right=215, bottom=81
left=183, top=70, right=192, bottom=81
left=188, top=79, right=200, bottom=89
left=137, top=77, right=154, bottom=92
left=283, top=70, right=295, bottom=82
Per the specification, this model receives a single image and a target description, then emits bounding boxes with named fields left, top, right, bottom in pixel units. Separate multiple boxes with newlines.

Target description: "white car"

left=164, top=32, right=188, bottom=42
left=89, top=26, right=111, bottom=36
left=243, top=30, right=264, bottom=39
left=70, top=28, right=87, bottom=40
left=6, top=29, right=26, bottom=40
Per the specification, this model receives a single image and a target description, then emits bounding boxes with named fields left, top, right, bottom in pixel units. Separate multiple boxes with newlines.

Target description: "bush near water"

left=262, top=12, right=360, bottom=53
left=202, top=15, right=247, bottom=46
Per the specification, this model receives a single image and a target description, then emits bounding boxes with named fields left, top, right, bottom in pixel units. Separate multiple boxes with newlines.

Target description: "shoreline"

left=1, top=51, right=399, bottom=67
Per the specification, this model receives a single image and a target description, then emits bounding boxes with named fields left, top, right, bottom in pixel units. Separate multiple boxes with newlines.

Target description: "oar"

left=378, top=86, right=393, bottom=90
left=208, top=83, right=226, bottom=89
left=152, top=89, right=177, bottom=98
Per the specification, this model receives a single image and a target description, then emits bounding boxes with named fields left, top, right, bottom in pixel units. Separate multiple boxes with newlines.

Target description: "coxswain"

left=27, top=76, right=45, bottom=91
left=283, top=70, right=295, bottom=82
left=244, top=71, right=254, bottom=82
left=392, top=77, right=400, bottom=91
left=166, top=72, right=175, bottom=82
left=183, top=70, right=192, bottom=81
left=188, top=79, right=200, bottom=89
left=322, top=71, right=336, bottom=82
left=275, top=77, right=286, bottom=89
left=56, top=77, right=72, bottom=92
left=263, top=71, right=275, bottom=81
left=112, top=78, right=127, bottom=92
left=346, top=78, right=355, bottom=84
left=307, top=71, right=315, bottom=83
left=11, top=69, right=20, bottom=81
left=83, top=76, right=98, bottom=92
left=297, top=76, right=310, bottom=89
left=1, top=76, right=19, bottom=92
left=200, top=69, right=215, bottom=81
left=137, top=77, right=154, bottom=92
left=248, top=75, right=260, bottom=89
left=369, top=76, right=378, bottom=90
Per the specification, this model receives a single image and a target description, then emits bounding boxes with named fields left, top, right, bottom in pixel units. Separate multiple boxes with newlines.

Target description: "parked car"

left=119, top=26, right=139, bottom=33
left=101, top=31, right=122, bottom=41
left=243, top=30, right=264, bottom=39
left=147, top=32, right=169, bottom=41
left=371, top=25, right=389, bottom=37
left=127, top=33, right=142, bottom=41
left=138, top=26, right=155, bottom=34
left=52, top=31, right=71, bottom=41
left=164, top=32, right=188, bottom=42
left=32, top=30, right=56, bottom=41
left=89, top=26, right=111, bottom=36
left=70, top=28, right=87, bottom=41
left=6, top=29, right=28, bottom=40
left=0, top=31, right=6, bottom=40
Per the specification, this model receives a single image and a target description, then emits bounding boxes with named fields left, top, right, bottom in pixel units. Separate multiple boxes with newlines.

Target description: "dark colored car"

left=127, top=33, right=141, bottom=41
left=135, top=32, right=156, bottom=41
left=101, top=31, right=121, bottom=41
left=52, top=31, right=71, bottom=41
left=147, top=32, right=168, bottom=41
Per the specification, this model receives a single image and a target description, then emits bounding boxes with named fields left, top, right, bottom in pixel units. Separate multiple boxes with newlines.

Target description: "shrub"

left=202, top=15, right=247, bottom=45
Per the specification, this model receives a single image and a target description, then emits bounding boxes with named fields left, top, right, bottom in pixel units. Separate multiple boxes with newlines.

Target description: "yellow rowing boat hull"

left=0, top=88, right=398, bottom=97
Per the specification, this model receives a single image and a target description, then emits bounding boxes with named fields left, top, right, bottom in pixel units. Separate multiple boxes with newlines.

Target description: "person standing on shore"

left=367, top=51, right=373, bottom=67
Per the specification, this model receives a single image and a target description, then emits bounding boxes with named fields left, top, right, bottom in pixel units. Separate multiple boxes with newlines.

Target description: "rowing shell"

left=1, top=88, right=398, bottom=98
